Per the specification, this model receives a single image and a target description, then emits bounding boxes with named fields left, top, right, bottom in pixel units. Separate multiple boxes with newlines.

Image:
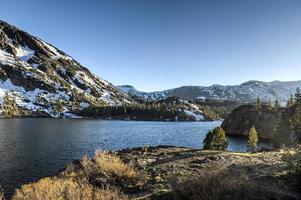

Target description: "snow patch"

left=80, top=102, right=90, bottom=108
left=184, top=109, right=205, bottom=121
left=0, top=49, right=15, bottom=65
left=15, top=46, right=35, bottom=62
left=37, top=39, right=73, bottom=61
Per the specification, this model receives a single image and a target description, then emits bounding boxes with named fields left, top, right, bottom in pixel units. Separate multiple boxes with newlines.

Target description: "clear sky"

left=1, top=0, right=301, bottom=91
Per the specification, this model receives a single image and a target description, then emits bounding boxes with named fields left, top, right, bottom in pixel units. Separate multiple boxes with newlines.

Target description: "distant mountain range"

left=118, top=80, right=301, bottom=104
left=0, top=20, right=134, bottom=117
left=1, top=20, right=300, bottom=118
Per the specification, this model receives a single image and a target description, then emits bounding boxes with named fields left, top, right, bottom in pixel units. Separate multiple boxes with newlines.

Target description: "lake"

left=0, top=118, right=270, bottom=197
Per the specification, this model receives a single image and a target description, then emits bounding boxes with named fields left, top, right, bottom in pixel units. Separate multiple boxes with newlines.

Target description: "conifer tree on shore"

left=256, top=96, right=261, bottom=110
left=274, top=112, right=294, bottom=148
left=286, top=94, right=294, bottom=108
left=2, top=93, right=20, bottom=118
left=248, top=126, right=258, bottom=153
left=203, top=127, right=229, bottom=150
left=293, top=88, right=301, bottom=143
left=274, top=99, right=280, bottom=110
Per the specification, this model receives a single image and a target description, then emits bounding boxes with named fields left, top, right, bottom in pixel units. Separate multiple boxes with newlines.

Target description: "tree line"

left=81, top=102, right=177, bottom=120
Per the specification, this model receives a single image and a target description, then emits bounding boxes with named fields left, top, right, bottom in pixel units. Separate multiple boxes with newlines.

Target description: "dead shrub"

left=94, top=151, right=140, bottom=182
left=0, top=190, right=5, bottom=200
left=66, top=151, right=147, bottom=187
left=11, top=177, right=127, bottom=200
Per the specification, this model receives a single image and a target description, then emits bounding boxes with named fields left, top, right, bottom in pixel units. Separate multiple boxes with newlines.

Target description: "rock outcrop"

left=221, top=105, right=281, bottom=139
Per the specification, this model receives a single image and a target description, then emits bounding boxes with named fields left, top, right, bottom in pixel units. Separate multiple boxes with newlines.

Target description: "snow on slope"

left=183, top=109, right=204, bottom=121
left=117, top=85, right=168, bottom=100
left=0, top=20, right=134, bottom=117
left=118, top=80, right=301, bottom=105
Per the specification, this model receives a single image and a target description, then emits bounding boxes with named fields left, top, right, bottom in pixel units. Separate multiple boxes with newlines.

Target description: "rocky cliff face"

left=0, top=21, right=134, bottom=117
left=221, top=105, right=281, bottom=139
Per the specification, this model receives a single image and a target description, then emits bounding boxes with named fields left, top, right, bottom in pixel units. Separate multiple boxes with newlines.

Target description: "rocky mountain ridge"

left=118, top=80, right=301, bottom=104
left=0, top=20, right=134, bottom=117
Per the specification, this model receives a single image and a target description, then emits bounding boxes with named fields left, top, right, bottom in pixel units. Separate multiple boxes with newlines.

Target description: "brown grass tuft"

left=0, top=190, right=5, bottom=200
left=11, top=177, right=127, bottom=200
left=94, top=151, right=138, bottom=180
left=77, top=151, right=147, bottom=187
left=11, top=151, right=147, bottom=200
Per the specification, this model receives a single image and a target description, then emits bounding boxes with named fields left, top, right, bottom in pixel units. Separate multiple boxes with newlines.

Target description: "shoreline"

left=0, top=116, right=222, bottom=122
left=5, top=145, right=300, bottom=200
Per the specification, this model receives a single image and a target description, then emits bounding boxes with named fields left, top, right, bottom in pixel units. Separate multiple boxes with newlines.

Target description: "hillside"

left=81, top=97, right=221, bottom=121
left=0, top=20, right=134, bottom=117
left=118, top=80, right=301, bottom=104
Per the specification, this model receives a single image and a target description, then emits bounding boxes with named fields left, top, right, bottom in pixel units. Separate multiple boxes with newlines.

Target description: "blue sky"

left=1, top=0, right=301, bottom=91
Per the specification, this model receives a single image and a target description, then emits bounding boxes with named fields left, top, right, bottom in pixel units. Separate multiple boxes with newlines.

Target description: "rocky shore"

left=7, top=146, right=301, bottom=200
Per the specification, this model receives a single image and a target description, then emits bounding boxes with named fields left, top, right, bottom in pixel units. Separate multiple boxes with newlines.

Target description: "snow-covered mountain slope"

left=118, top=80, right=301, bottom=105
left=0, top=20, right=134, bottom=117
left=157, top=97, right=213, bottom=121
left=117, top=85, right=168, bottom=101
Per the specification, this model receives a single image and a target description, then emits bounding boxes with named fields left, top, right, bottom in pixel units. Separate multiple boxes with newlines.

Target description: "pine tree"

left=256, top=96, right=261, bottom=110
left=268, top=99, right=272, bottom=107
left=53, top=99, right=64, bottom=114
left=274, top=99, right=280, bottom=110
left=203, top=127, right=229, bottom=150
left=291, top=88, right=301, bottom=143
left=2, top=93, right=20, bottom=117
left=286, top=94, right=294, bottom=108
left=274, top=111, right=294, bottom=148
left=293, top=100, right=301, bottom=143
left=248, top=126, right=259, bottom=153
left=295, top=87, right=301, bottom=103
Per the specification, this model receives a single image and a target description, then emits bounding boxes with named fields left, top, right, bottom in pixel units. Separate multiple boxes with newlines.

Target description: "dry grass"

left=11, top=152, right=146, bottom=200
left=0, top=190, right=5, bottom=200
left=94, top=151, right=138, bottom=180
left=283, top=146, right=301, bottom=173
left=77, top=151, right=146, bottom=187
left=61, top=151, right=147, bottom=189
left=11, top=177, right=127, bottom=200
left=282, top=146, right=301, bottom=188
left=170, top=169, right=258, bottom=200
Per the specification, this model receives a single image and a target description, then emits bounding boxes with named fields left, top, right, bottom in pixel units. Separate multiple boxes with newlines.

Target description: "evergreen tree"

left=286, top=94, right=294, bottom=108
left=274, top=111, right=294, bottom=148
left=274, top=99, right=280, bottom=110
left=293, top=100, right=301, bottom=143
left=248, top=126, right=259, bottom=153
left=256, top=96, right=261, bottom=110
left=53, top=99, right=64, bottom=114
left=291, top=88, right=301, bottom=143
left=2, top=93, right=20, bottom=117
left=295, top=87, right=301, bottom=103
left=268, top=99, right=272, bottom=107
left=203, top=127, right=229, bottom=150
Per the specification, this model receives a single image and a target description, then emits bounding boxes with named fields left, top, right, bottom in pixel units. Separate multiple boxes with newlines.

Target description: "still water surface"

left=0, top=118, right=269, bottom=197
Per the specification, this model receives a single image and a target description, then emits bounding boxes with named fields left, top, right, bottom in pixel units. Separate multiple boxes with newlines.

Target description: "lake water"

left=0, top=118, right=270, bottom=197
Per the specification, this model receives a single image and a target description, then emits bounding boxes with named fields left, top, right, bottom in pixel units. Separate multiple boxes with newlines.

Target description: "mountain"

left=117, top=85, right=168, bottom=101
left=0, top=20, right=134, bottom=117
left=80, top=96, right=220, bottom=121
left=118, top=80, right=301, bottom=104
